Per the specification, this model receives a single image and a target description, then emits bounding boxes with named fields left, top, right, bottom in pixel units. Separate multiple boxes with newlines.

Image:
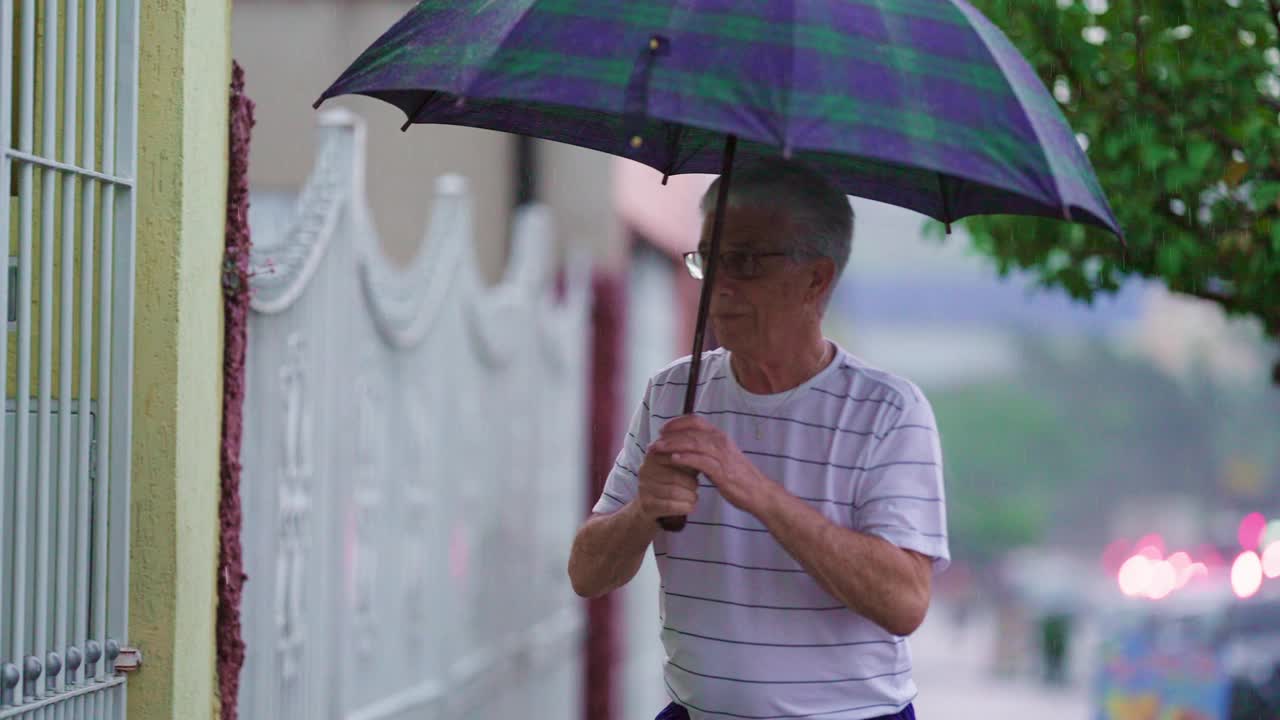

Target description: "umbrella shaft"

left=681, top=135, right=737, bottom=414
left=660, top=135, right=737, bottom=534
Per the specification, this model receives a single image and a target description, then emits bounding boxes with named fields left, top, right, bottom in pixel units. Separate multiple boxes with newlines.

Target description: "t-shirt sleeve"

left=591, top=382, right=653, bottom=515
left=852, top=392, right=950, bottom=571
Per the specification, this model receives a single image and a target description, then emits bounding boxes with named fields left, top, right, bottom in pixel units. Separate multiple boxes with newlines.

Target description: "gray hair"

left=700, top=157, right=855, bottom=276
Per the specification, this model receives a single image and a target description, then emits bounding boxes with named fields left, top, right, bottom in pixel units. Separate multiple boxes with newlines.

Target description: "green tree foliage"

left=962, top=0, right=1280, bottom=380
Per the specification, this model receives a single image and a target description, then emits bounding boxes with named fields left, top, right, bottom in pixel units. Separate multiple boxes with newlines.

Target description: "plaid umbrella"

left=316, top=0, right=1122, bottom=530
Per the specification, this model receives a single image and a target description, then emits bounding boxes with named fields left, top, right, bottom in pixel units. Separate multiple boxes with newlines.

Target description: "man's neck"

left=730, top=336, right=833, bottom=395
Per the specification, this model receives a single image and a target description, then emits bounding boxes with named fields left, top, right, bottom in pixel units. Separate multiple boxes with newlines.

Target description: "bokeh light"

left=1118, top=555, right=1153, bottom=597
left=1167, top=552, right=1191, bottom=588
left=1146, top=561, right=1177, bottom=599
left=1232, top=551, right=1263, bottom=599
left=1238, top=513, right=1267, bottom=551
left=1263, top=542, right=1280, bottom=580
left=1134, top=533, right=1165, bottom=558
left=1264, top=520, right=1280, bottom=549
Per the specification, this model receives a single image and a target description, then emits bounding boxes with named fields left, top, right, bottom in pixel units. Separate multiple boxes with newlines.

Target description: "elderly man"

left=568, top=158, right=948, bottom=720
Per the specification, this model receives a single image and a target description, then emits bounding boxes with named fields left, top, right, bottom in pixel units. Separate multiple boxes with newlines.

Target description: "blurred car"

left=1093, top=584, right=1280, bottom=719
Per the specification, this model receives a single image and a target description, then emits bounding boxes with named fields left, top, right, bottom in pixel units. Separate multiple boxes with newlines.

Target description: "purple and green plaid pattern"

left=318, top=0, right=1119, bottom=237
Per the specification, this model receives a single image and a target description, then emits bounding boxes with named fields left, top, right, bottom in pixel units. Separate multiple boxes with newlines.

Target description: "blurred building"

left=232, top=0, right=625, bottom=277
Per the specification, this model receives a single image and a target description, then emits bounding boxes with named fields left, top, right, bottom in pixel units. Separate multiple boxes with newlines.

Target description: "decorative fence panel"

left=238, top=110, right=589, bottom=720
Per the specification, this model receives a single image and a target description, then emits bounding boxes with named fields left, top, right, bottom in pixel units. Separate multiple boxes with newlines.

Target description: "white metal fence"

left=0, top=0, right=138, bottom=717
left=238, top=110, right=589, bottom=720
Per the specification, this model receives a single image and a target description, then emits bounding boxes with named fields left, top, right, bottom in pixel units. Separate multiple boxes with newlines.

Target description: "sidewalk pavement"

left=909, top=604, right=1095, bottom=719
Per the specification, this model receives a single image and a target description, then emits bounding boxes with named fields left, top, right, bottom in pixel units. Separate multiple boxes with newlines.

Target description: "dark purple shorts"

left=656, top=701, right=916, bottom=719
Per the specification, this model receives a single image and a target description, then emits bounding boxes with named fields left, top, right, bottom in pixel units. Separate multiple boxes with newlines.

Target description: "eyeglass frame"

left=681, top=249, right=817, bottom=281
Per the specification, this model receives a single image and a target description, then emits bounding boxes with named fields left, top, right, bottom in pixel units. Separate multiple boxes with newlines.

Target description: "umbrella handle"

left=658, top=516, right=687, bottom=532
left=656, top=135, right=737, bottom=533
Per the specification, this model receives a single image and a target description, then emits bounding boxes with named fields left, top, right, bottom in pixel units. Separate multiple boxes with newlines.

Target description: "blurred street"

left=911, top=602, right=1095, bottom=719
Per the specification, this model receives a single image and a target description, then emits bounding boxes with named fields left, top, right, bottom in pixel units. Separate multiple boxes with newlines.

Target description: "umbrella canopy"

left=317, top=0, right=1121, bottom=237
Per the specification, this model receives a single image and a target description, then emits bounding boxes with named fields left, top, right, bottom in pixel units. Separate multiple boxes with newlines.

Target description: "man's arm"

left=754, top=487, right=933, bottom=636
left=567, top=502, right=658, bottom=598
left=568, top=450, right=699, bottom=598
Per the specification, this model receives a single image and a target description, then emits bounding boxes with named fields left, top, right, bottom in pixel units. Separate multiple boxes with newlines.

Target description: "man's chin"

left=709, top=322, right=747, bottom=352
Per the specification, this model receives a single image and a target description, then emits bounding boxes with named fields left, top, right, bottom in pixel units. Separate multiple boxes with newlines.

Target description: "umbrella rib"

left=949, top=0, right=1071, bottom=218
left=661, top=123, right=686, bottom=184
left=937, top=173, right=952, bottom=235
left=399, top=91, right=439, bottom=132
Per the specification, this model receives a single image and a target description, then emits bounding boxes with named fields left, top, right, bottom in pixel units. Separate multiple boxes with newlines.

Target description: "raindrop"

left=1075, top=133, right=1091, bottom=152
left=1266, top=48, right=1280, bottom=65
left=1260, top=74, right=1280, bottom=98
left=1232, top=148, right=1246, bottom=162
left=1056, top=0, right=1073, bottom=8
left=1225, top=0, right=1241, bottom=7
left=1054, top=76, right=1072, bottom=103
left=1083, top=26, right=1109, bottom=45
left=1170, top=198, right=1187, bottom=216
left=1084, top=0, right=1108, bottom=14
left=1169, top=25, right=1194, bottom=40
left=1239, top=30, right=1256, bottom=47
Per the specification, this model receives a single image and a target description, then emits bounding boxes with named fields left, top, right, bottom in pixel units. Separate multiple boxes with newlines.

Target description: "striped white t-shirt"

left=592, top=344, right=949, bottom=720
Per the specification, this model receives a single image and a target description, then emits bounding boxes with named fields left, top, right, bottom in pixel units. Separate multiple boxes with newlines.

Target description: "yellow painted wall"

left=129, top=0, right=229, bottom=718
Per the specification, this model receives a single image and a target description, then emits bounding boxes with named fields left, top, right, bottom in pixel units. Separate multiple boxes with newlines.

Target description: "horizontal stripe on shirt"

left=661, top=588, right=847, bottom=611
left=693, top=481, right=944, bottom=513
left=664, top=626, right=906, bottom=649
left=808, top=385, right=905, bottom=410
left=652, top=374, right=729, bottom=389
left=668, top=660, right=913, bottom=685
left=663, top=554, right=806, bottom=573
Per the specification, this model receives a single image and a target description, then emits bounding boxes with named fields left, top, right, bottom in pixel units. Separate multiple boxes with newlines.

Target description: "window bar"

left=104, top=0, right=136, bottom=658
left=73, top=0, right=96, bottom=694
left=12, top=0, right=39, bottom=707
left=0, top=0, right=16, bottom=700
left=81, top=0, right=106, bottom=681
left=34, top=0, right=65, bottom=708
left=55, top=0, right=81, bottom=704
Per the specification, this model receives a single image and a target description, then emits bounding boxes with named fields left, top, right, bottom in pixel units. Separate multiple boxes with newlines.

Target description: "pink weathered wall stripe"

left=216, top=60, right=254, bottom=720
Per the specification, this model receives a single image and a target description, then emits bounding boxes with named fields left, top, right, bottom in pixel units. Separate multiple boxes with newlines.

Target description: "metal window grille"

left=0, top=0, right=138, bottom=717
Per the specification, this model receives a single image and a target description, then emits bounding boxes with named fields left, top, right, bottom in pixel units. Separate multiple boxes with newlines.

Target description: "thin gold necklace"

left=741, top=343, right=833, bottom=440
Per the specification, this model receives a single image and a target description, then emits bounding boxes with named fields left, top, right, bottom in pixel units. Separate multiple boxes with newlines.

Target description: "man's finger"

left=658, top=414, right=712, bottom=436
left=669, top=451, right=717, bottom=482
left=647, top=481, right=696, bottom=503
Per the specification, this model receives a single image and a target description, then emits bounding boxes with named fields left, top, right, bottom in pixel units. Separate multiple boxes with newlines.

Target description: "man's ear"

left=807, top=258, right=837, bottom=302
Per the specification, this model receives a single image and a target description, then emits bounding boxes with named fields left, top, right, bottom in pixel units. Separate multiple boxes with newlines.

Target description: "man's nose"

left=712, top=273, right=741, bottom=296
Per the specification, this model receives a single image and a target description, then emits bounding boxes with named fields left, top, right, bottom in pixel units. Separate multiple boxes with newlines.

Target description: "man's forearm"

left=567, top=501, right=658, bottom=598
left=755, top=485, right=930, bottom=636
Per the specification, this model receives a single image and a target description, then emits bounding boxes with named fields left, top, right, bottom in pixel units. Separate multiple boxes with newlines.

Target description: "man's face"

left=698, top=204, right=830, bottom=354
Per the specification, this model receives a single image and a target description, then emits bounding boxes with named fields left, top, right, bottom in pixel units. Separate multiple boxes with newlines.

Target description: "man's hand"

left=636, top=447, right=700, bottom=523
left=652, top=415, right=776, bottom=516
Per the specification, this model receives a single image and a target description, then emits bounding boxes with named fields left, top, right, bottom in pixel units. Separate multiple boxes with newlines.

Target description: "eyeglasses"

left=682, top=250, right=800, bottom=280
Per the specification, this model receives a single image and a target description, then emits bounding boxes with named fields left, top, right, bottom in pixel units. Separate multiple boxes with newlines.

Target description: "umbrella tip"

left=661, top=172, right=670, bottom=186
left=945, top=222, right=952, bottom=235
left=400, top=118, right=413, bottom=132
left=312, top=96, right=325, bottom=110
